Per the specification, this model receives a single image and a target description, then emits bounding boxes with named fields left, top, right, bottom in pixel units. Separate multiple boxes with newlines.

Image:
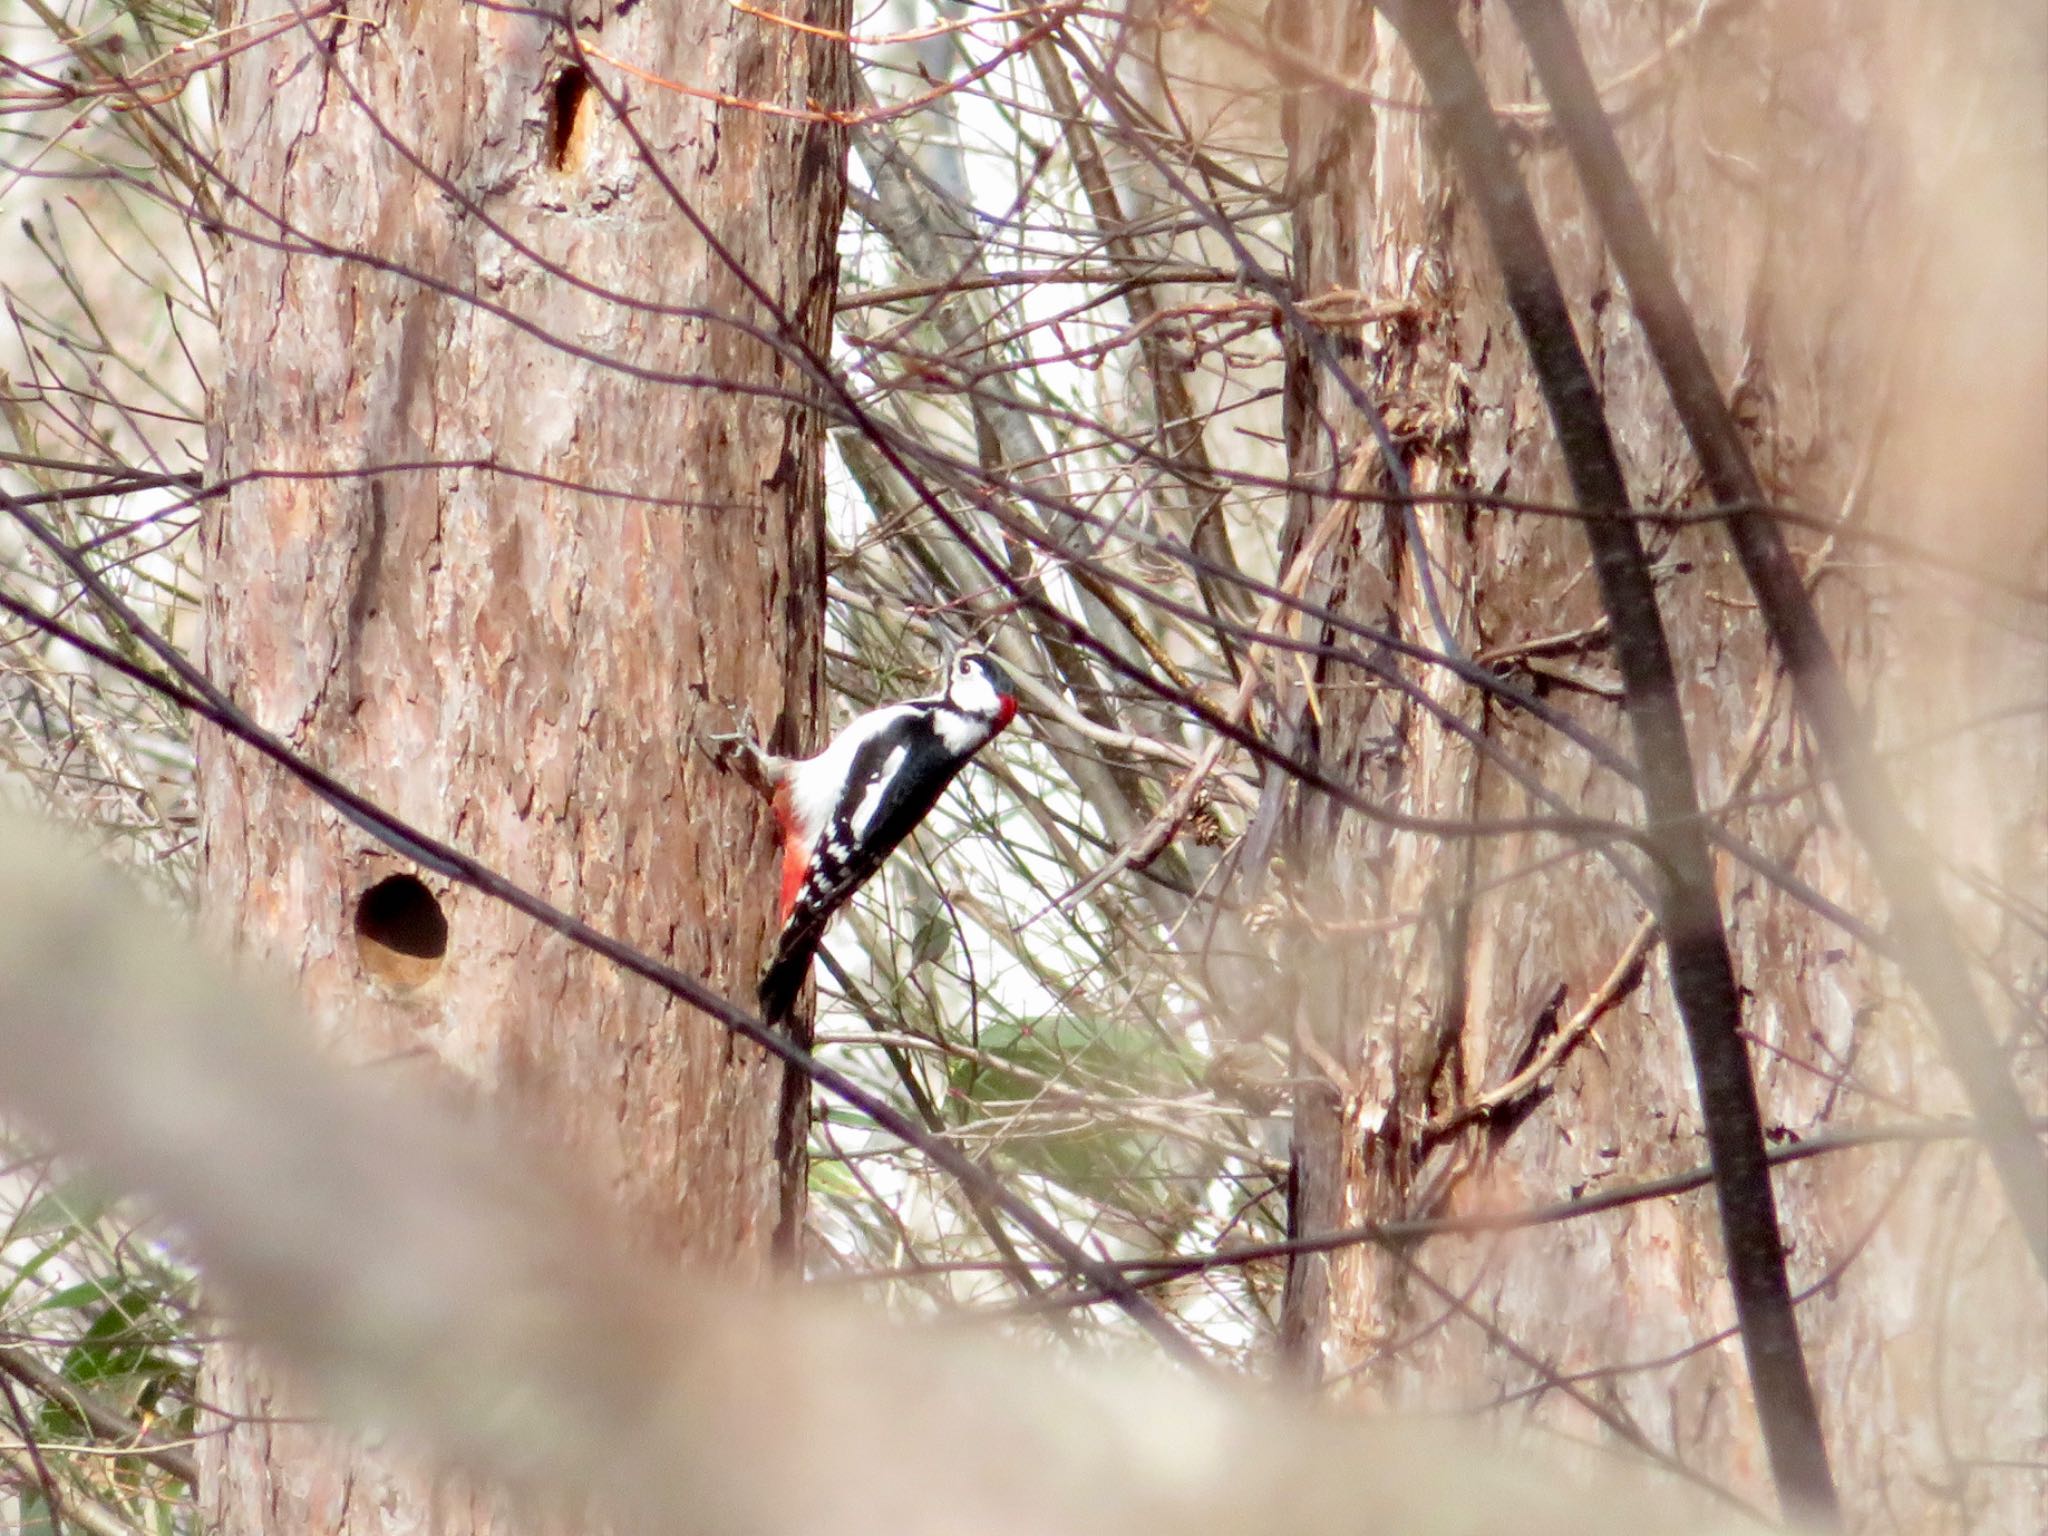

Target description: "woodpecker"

left=708, top=649, right=1019, bottom=1022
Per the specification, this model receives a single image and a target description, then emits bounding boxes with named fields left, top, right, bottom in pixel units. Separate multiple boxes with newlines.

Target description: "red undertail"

left=771, top=782, right=806, bottom=923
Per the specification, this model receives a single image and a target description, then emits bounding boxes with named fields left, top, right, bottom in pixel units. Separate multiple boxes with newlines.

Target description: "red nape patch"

left=995, top=694, right=1019, bottom=731
left=771, top=784, right=806, bottom=922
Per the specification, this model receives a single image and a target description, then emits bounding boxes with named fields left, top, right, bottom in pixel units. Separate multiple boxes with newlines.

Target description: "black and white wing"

left=757, top=711, right=968, bottom=1021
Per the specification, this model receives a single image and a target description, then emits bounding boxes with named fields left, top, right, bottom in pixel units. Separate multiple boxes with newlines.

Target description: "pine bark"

left=196, top=5, right=846, bottom=1533
left=1273, top=1, right=2045, bottom=1528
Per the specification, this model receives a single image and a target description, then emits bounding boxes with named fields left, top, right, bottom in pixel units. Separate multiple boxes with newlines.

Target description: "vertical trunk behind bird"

left=197, top=4, right=847, bottom=1532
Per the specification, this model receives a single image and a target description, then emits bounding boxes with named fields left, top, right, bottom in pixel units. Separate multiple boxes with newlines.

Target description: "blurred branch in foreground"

left=0, top=809, right=1765, bottom=1536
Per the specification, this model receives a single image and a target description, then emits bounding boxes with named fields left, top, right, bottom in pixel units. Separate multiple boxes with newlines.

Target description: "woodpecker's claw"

left=697, top=702, right=759, bottom=755
left=698, top=707, right=784, bottom=796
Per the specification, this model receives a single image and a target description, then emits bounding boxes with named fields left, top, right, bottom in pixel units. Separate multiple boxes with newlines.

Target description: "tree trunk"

left=196, top=5, right=845, bottom=1532
left=1275, top=1, right=2045, bottom=1528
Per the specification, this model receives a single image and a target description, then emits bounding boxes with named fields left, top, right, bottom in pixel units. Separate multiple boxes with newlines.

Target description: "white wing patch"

left=851, top=743, right=909, bottom=838
left=787, top=704, right=915, bottom=847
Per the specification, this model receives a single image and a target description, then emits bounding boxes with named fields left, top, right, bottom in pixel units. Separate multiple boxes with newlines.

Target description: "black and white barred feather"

left=756, top=652, right=1017, bottom=1022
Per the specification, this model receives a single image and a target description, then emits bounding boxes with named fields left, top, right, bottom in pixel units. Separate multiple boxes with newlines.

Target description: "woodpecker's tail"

left=757, top=928, right=821, bottom=1026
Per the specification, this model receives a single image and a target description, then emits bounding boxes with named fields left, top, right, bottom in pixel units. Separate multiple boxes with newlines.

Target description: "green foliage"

left=948, top=1012, right=1197, bottom=1200
left=2, top=1147, right=197, bottom=1531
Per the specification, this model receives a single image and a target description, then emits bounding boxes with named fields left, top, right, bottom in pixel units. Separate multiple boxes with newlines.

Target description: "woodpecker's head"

left=944, top=648, right=1019, bottom=733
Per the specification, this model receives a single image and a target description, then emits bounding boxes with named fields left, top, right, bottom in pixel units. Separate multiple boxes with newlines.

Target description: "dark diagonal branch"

left=0, top=495, right=1205, bottom=1369
left=1502, top=0, right=2048, bottom=1285
left=0, top=1345, right=198, bottom=1488
left=1371, top=0, right=1838, bottom=1522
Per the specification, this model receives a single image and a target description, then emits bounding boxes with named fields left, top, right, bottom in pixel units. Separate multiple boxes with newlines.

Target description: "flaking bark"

left=1270, top=1, right=2044, bottom=1528
left=197, top=4, right=847, bottom=1532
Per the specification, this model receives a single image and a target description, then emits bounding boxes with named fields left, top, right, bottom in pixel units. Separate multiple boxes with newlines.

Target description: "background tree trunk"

left=196, top=4, right=846, bottom=1532
left=1275, top=1, right=2045, bottom=1528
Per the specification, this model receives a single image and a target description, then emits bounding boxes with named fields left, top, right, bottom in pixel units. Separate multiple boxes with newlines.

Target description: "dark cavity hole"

left=355, top=874, right=448, bottom=960
left=549, top=66, right=590, bottom=171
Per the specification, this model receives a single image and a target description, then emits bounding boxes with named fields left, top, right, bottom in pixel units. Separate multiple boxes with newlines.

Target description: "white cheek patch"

left=950, top=669, right=999, bottom=717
